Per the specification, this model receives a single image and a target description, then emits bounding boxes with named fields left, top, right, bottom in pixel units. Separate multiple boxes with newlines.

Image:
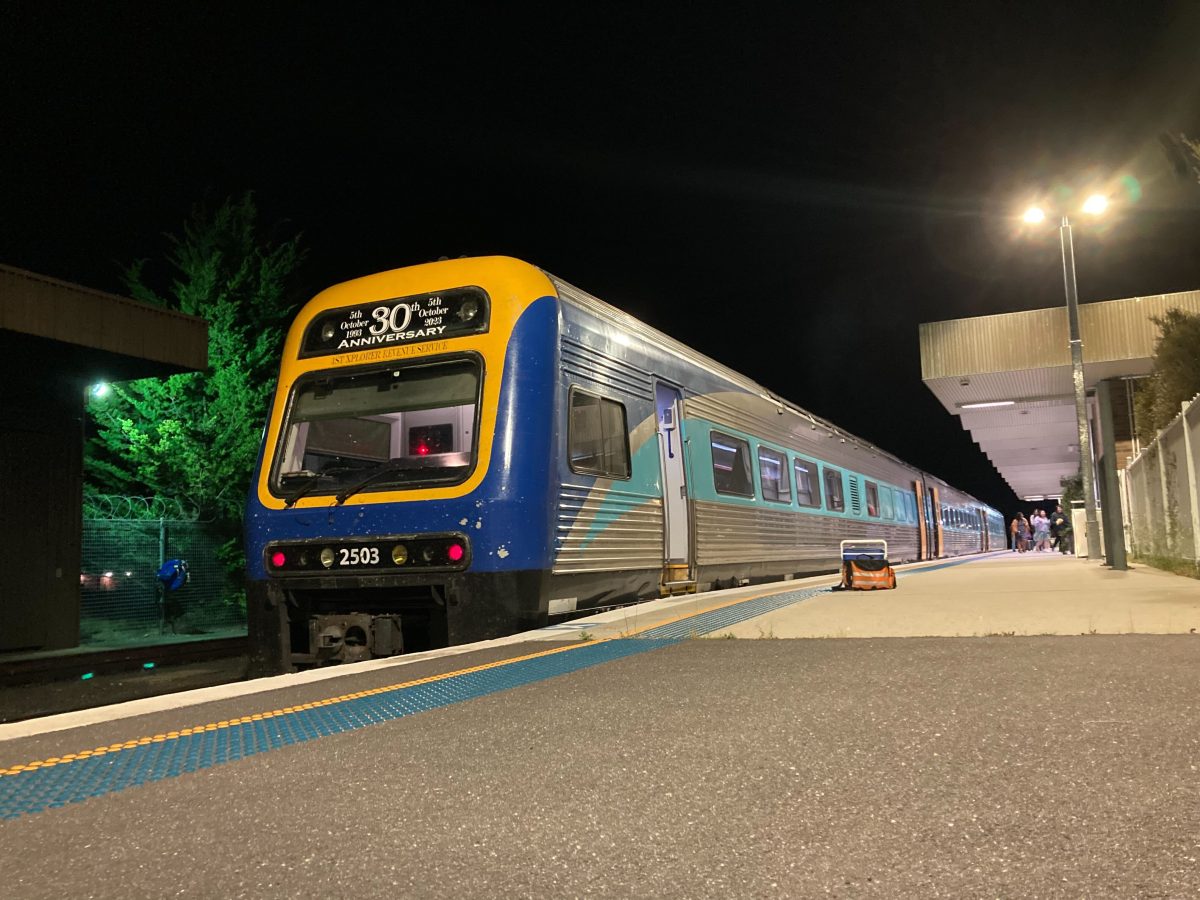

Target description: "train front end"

left=245, top=258, right=559, bottom=674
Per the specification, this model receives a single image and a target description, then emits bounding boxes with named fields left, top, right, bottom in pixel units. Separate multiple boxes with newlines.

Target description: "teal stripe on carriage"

left=578, top=439, right=663, bottom=549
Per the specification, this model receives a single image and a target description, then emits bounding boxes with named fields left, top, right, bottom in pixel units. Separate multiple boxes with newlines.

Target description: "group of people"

left=1010, top=505, right=1073, bottom=554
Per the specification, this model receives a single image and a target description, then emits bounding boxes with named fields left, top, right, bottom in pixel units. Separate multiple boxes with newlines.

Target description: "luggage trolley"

left=837, top=540, right=897, bottom=590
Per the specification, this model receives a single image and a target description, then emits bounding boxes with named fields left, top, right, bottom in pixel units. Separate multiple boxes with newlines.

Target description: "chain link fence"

left=80, top=496, right=246, bottom=648
left=1125, top=394, right=1200, bottom=563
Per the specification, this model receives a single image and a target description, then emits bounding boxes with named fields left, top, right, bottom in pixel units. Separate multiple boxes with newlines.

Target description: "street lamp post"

left=1022, top=197, right=1106, bottom=559
left=1057, top=214, right=1103, bottom=559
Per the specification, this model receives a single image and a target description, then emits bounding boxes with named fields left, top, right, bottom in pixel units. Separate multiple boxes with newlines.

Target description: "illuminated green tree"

left=85, top=194, right=305, bottom=572
left=1059, top=472, right=1082, bottom=509
left=1133, top=308, right=1200, bottom=443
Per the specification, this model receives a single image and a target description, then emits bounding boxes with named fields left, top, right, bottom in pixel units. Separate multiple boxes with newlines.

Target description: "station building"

left=0, top=265, right=207, bottom=652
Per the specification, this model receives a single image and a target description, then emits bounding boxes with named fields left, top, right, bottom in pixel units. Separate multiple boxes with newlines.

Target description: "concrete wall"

left=0, top=361, right=83, bottom=650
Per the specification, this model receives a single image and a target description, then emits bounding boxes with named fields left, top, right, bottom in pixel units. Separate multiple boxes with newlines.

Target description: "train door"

left=655, top=382, right=693, bottom=592
left=914, top=480, right=929, bottom=560
left=928, top=486, right=943, bottom=557
left=977, top=508, right=988, bottom=551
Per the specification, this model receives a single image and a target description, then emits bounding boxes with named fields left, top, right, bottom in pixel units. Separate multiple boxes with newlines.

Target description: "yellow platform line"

left=0, top=641, right=593, bottom=779
left=0, top=580, right=821, bottom=780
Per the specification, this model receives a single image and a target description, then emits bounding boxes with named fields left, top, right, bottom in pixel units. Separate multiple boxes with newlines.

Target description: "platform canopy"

left=0, top=263, right=207, bottom=382
left=920, top=289, right=1200, bottom=501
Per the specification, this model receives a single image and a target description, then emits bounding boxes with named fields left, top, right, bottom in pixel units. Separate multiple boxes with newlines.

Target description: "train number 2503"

left=340, top=547, right=380, bottom=566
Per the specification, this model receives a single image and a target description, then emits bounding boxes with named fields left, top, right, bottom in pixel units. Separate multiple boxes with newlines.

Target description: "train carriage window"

left=793, top=457, right=822, bottom=508
left=880, top=486, right=894, bottom=519
left=568, top=388, right=631, bottom=479
left=823, top=467, right=845, bottom=512
left=865, top=480, right=880, bottom=517
left=757, top=447, right=791, bottom=503
left=710, top=432, right=754, bottom=497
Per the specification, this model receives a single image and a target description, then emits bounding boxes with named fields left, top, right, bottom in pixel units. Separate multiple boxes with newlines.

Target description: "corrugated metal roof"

left=920, top=290, right=1200, bottom=379
left=920, top=289, right=1200, bottom=499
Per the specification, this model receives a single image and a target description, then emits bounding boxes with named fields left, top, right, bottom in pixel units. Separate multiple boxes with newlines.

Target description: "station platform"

left=2, top=552, right=1199, bottom=896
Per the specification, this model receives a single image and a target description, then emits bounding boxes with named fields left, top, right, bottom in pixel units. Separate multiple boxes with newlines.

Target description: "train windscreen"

left=272, top=357, right=481, bottom=500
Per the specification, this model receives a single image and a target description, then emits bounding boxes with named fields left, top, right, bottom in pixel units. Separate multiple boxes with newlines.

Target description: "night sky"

left=4, top=3, right=1200, bottom=513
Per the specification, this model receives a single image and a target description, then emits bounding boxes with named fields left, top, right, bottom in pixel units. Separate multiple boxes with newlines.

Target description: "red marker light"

left=271, top=551, right=287, bottom=568
left=447, top=543, right=464, bottom=562
left=417, top=443, right=430, bottom=456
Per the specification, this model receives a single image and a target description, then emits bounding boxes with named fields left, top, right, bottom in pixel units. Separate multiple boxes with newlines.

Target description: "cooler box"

left=838, top=540, right=897, bottom=591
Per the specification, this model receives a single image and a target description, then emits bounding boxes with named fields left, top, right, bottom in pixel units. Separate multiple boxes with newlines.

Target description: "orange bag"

left=839, top=558, right=897, bottom=590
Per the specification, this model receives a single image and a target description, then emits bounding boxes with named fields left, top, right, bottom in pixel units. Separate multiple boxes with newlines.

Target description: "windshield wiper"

left=280, top=468, right=354, bottom=507
left=333, top=458, right=417, bottom=505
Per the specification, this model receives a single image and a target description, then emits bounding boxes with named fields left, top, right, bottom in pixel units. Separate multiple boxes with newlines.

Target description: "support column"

left=1157, top=444, right=1172, bottom=555
left=1096, top=379, right=1127, bottom=569
left=1180, top=400, right=1200, bottom=562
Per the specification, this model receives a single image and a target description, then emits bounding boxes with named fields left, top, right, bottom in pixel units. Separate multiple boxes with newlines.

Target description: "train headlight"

left=321, top=322, right=336, bottom=341
left=458, top=298, right=479, bottom=322
left=319, top=547, right=335, bottom=569
left=391, top=544, right=408, bottom=566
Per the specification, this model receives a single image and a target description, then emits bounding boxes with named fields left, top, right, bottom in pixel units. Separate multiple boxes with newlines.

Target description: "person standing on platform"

left=1050, top=504, right=1072, bottom=555
left=1032, top=509, right=1051, bottom=551
left=1012, top=513, right=1030, bottom=552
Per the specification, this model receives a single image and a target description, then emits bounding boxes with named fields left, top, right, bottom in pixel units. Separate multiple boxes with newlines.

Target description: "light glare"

left=1082, top=194, right=1108, bottom=215
left=1022, top=206, right=1045, bottom=224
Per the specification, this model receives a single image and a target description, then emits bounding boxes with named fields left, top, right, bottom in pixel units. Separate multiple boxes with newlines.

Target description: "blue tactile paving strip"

left=1, top=552, right=994, bottom=819
left=637, top=585, right=832, bottom=641
left=0, top=637, right=678, bottom=820
left=899, top=552, right=1007, bottom=577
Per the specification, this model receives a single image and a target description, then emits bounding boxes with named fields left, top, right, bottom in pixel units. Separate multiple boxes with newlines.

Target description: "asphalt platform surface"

left=1, top=555, right=1199, bottom=897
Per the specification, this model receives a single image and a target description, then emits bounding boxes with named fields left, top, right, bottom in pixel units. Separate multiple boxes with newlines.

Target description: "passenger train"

left=245, top=257, right=1005, bottom=673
